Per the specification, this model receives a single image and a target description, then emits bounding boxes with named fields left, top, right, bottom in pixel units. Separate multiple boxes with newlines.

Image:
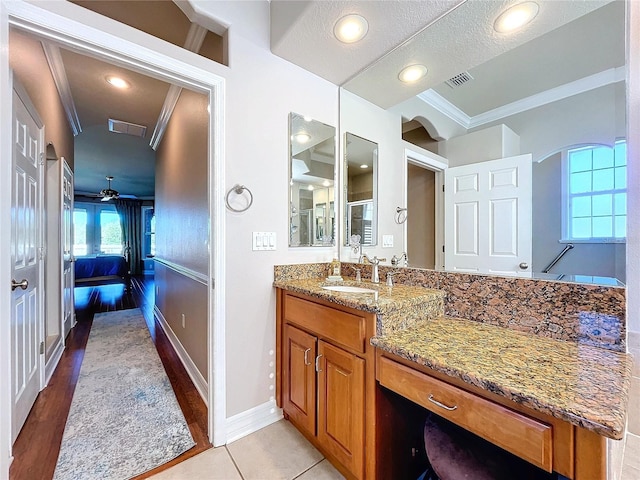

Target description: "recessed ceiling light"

left=293, top=133, right=311, bottom=143
left=303, top=116, right=313, bottom=122
left=494, top=2, right=539, bottom=33
left=360, top=164, right=368, bottom=169
left=334, top=14, right=369, bottom=44
left=323, top=180, right=331, bottom=187
left=105, top=75, right=130, bottom=89
left=398, top=64, right=428, bottom=83
left=307, top=185, right=315, bottom=191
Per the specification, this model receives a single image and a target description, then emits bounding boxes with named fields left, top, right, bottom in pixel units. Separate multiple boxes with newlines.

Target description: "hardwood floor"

left=9, top=276, right=211, bottom=480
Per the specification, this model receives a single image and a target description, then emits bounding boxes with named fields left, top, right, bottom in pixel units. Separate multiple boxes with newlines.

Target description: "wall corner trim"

left=225, top=400, right=283, bottom=445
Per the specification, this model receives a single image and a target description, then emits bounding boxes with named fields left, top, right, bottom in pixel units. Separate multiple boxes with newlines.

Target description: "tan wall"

left=155, top=88, right=209, bottom=377
left=154, top=262, right=208, bottom=377
left=9, top=29, right=74, bottom=169
left=407, top=164, right=435, bottom=269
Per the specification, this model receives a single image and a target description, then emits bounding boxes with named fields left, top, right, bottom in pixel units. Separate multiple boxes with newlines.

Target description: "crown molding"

left=150, top=23, right=208, bottom=150
left=150, top=84, right=182, bottom=150
left=419, top=66, right=626, bottom=131
left=41, top=42, right=82, bottom=136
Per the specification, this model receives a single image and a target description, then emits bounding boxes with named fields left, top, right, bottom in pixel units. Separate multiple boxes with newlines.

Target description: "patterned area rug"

left=54, top=308, right=195, bottom=480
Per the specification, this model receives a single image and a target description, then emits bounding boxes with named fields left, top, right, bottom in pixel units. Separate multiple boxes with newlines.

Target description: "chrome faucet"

left=359, top=254, right=386, bottom=283
left=391, top=252, right=408, bottom=267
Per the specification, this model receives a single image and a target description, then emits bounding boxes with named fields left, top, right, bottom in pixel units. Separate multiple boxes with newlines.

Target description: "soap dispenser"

left=327, top=258, right=343, bottom=282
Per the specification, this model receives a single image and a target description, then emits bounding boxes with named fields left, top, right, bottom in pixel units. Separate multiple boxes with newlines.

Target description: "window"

left=142, top=206, right=155, bottom=257
left=73, top=203, right=123, bottom=256
left=565, top=141, right=626, bottom=241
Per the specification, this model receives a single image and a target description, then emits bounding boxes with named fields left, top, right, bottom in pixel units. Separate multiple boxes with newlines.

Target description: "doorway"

left=1, top=3, right=226, bottom=476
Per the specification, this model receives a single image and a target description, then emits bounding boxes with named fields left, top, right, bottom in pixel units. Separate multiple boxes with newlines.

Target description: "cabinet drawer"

left=377, top=355, right=553, bottom=472
left=284, top=295, right=366, bottom=353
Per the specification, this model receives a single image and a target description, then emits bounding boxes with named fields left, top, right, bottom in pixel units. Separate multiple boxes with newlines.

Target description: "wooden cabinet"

left=277, top=290, right=375, bottom=479
left=317, top=340, right=365, bottom=478
left=283, top=324, right=316, bottom=436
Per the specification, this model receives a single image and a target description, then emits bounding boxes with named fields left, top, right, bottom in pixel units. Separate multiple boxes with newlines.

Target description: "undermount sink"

left=322, top=285, right=377, bottom=294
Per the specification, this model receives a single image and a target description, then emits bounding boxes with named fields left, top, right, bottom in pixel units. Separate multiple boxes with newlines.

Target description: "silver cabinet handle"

left=11, top=279, right=28, bottom=291
left=428, top=394, right=457, bottom=411
left=519, top=262, right=529, bottom=270
left=315, top=354, right=323, bottom=373
left=303, top=348, right=312, bottom=366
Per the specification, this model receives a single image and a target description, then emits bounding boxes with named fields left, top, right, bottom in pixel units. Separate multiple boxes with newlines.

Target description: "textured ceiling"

left=270, top=0, right=613, bottom=109
left=270, top=0, right=462, bottom=85
left=431, top=1, right=624, bottom=116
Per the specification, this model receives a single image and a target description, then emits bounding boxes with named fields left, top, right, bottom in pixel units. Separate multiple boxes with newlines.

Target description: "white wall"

left=339, top=89, right=406, bottom=262
left=438, top=124, right=520, bottom=166
left=189, top=1, right=339, bottom=418
left=627, top=0, right=640, bottom=333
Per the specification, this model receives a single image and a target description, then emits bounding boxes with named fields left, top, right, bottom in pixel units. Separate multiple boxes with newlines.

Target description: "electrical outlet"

left=382, top=235, right=394, bottom=248
left=181, top=313, right=186, bottom=328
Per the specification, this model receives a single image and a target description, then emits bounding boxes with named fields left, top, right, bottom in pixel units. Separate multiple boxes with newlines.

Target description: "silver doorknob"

left=11, top=279, right=29, bottom=291
left=519, top=262, right=529, bottom=270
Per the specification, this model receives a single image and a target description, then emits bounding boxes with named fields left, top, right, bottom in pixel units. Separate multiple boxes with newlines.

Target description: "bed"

left=74, top=255, right=131, bottom=290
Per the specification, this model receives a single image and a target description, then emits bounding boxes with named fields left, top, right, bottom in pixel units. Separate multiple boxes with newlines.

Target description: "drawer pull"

left=304, top=348, right=312, bottom=366
left=428, top=394, right=458, bottom=411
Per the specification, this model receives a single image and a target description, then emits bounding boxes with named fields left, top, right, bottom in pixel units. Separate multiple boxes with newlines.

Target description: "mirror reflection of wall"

left=289, top=113, right=336, bottom=247
left=364, top=1, right=626, bottom=285
left=345, top=132, right=378, bottom=246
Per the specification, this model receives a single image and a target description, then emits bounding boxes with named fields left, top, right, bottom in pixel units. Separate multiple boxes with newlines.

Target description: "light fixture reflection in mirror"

left=344, top=132, right=378, bottom=246
left=289, top=113, right=336, bottom=247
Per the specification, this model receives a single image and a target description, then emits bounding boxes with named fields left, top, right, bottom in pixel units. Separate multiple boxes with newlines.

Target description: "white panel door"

left=444, top=154, right=532, bottom=276
left=62, top=161, right=75, bottom=337
left=11, top=87, right=44, bottom=443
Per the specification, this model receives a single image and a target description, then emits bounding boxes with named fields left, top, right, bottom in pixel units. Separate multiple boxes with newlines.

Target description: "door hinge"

left=211, top=278, right=215, bottom=289
left=39, top=341, right=44, bottom=354
left=39, top=152, right=45, bottom=165
left=442, top=184, right=445, bottom=192
left=39, top=247, right=45, bottom=260
left=442, top=245, right=445, bottom=253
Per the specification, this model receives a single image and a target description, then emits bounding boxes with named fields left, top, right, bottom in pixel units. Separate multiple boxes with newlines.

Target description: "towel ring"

left=395, top=206, right=407, bottom=224
left=225, top=184, right=253, bottom=213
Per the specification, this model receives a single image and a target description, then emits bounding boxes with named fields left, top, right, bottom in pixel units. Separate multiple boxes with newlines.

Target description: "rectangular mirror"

left=289, top=113, right=336, bottom=247
left=344, top=132, right=378, bottom=246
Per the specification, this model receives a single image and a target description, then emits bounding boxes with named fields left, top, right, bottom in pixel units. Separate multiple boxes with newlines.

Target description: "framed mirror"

left=344, top=132, right=378, bottom=247
left=289, top=113, right=336, bottom=247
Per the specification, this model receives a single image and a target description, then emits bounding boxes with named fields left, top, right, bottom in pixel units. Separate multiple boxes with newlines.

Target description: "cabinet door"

left=283, top=324, right=317, bottom=436
left=317, top=340, right=365, bottom=479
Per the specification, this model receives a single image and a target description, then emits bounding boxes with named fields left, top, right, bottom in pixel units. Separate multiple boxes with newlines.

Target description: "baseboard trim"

left=153, top=305, right=208, bottom=406
left=44, top=340, right=64, bottom=386
left=226, top=400, right=283, bottom=444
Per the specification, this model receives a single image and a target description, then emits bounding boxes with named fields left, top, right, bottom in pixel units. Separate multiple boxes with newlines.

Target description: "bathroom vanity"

left=274, top=272, right=631, bottom=480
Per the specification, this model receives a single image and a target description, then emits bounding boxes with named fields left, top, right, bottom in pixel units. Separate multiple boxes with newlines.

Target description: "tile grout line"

left=291, top=458, right=327, bottom=480
left=224, top=445, right=246, bottom=480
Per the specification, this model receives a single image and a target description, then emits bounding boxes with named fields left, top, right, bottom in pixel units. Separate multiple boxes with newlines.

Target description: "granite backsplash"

left=274, top=262, right=626, bottom=352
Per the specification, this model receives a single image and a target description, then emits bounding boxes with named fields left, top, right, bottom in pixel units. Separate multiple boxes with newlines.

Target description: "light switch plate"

left=382, top=235, right=394, bottom=248
left=253, top=232, right=276, bottom=251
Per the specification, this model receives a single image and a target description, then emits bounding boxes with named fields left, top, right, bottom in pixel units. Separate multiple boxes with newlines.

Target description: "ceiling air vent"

left=445, top=71, right=474, bottom=88
left=108, top=118, right=147, bottom=138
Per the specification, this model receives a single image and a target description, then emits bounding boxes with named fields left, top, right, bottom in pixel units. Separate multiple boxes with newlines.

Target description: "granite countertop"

left=273, top=277, right=445, bottom=317
left=371, top=317, right=632, bottom=440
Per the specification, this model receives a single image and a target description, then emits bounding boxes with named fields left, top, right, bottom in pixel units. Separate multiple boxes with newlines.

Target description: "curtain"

left=114, top=199, right=143, bottom=275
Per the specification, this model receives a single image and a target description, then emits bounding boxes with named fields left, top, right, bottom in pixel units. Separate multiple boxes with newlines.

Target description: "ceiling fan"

left=99, top=175, right=120, bottom=201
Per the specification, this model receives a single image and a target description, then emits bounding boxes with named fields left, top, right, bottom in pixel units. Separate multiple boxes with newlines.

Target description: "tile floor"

left=149, top=420, right=345, bottom=480
left=623, top=332, right=640, bottom=480
left=153, top=332, right=640, bottom=480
